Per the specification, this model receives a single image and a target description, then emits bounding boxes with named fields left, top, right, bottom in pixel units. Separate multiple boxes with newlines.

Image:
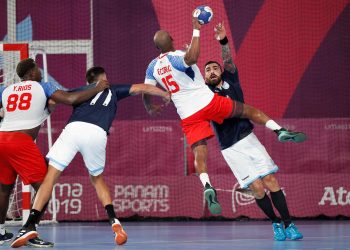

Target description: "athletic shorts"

left=46, top=121, right=107, bottom=176
left=0, top=132, right=47, bottom=185
left=221, top=132, right=278, bottom=188
left=181, top=94, right=234, bottom=146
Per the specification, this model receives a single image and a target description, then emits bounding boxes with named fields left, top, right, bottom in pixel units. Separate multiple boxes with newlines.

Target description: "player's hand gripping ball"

left=193, top=6, right=213, bottom=24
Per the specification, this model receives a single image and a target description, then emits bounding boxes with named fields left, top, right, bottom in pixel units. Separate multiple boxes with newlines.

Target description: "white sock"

left=112, top=218, right=121, bottom=225
left=199, top=173, right=211, bottom=187
left=265, top=120, right=282, bottom=131
left=0, top=223, right=5, bottom=235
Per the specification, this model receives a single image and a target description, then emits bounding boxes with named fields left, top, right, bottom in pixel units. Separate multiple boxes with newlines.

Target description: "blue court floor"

left=3, top=220, right=350, bottom=250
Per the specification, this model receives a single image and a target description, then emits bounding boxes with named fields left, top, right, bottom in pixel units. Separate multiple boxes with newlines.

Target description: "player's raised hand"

left=192, top=10, right=202, bottom=30
left=96, top=79, right=110, bottom=92
left=214, top=21, right=226, bottom=40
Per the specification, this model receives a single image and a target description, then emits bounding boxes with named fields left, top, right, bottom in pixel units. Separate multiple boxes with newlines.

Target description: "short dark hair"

left=86, top=66, right=105, bottom=83
left=16, top=58, right=36, bottom=78
left=204, top=60, right=222, bottom=71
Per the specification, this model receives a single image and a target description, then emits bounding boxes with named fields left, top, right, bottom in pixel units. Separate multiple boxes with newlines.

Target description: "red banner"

left=46, top=174, right=350, bottom=221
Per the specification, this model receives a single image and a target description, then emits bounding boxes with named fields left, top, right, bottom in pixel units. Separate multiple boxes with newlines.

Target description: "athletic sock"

left=265, top=120, right=282, bottom=131
left=34, top=202, right=49, bottom=225
left=105, top=204, right=117, bottom=222
left=0, top=223, right=5, bottom=235
left=199, top=173, right=212, bottom=188
left=270, top=190, right=292, bottom=228
left=255, top=193, right=281, bottom=223
left=23, top=209, right=41, bottom=229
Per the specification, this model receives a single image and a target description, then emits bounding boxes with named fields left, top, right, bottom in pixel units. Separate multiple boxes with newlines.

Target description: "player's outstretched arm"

left=184, top=14, right=202, bottom=66
left=50, top=80, right=110, bottom=105
left=215, top=21, right=236, bottom=74
left=130, top=84, right=170, bottom=102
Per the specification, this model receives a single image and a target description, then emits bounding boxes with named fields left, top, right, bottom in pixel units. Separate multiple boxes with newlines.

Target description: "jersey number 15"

left=161, top=75, right=180, bottom=94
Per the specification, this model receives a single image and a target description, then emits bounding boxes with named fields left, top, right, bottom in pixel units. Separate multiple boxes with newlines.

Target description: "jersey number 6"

left=161, top=75, right=180, bottom=94
left=6, top=93, right=32, bottom=112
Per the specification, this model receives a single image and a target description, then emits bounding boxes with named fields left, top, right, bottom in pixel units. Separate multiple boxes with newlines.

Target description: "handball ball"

left=193, top=6, right=213, bottom=25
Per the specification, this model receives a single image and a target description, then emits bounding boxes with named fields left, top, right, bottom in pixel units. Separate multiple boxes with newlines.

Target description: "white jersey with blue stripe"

left=144, top=50, right=214, bottom=119
left=0, top=80, right=61, bottom=131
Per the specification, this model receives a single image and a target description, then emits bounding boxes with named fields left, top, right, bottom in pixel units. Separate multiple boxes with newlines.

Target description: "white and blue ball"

left=193, top=5, right=213, bottom=25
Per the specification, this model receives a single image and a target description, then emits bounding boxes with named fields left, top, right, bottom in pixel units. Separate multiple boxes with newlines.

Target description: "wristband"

left=193, top=29, right=200, bottom=37
left=219, top=36, right=228, bottom=45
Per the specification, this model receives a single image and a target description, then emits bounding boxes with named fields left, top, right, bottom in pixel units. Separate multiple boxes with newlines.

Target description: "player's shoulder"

left=146, top=57, right=158, bottom=72
left=168, top=50, right=185, bottom=57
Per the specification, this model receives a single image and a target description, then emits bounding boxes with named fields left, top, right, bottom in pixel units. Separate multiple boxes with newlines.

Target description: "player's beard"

left=207, top=74, right=222, bottom=87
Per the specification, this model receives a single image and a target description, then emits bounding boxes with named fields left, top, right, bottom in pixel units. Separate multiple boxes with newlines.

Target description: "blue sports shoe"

left=275, top=128, right=307, bottom=143
left=285, top=223, right=303, bottom=240
left=204, top=184, right=222, bottom=215
left=272, top=223, right=286, bottom=241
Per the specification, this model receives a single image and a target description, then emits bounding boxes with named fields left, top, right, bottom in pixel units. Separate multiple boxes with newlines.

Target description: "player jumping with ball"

left=143, top=12, right=306, bottom=216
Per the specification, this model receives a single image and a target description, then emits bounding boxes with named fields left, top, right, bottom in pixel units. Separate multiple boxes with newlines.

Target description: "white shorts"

left=221, top=132, right=278, bottom=188
left=47, top=121, right=107, bottom=176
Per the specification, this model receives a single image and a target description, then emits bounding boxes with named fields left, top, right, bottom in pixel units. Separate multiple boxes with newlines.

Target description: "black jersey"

left=208, top=70, right=253, bottom=150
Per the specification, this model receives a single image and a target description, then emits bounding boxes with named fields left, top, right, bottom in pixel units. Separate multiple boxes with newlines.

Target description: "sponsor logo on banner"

left=143, top=126, right=173, bottom=133
left=324, top=123, right=350, bottom=130
left=48, top=183, right=83, bottom=215
left=113, top=185, right=170, bottom=213
left=231, top=183, right=255, bottom=213
left=319, top=187, right=350, bottom=206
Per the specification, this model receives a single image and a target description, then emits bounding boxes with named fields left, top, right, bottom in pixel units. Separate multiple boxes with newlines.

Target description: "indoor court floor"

left=3, top=220, right=350, bottom=249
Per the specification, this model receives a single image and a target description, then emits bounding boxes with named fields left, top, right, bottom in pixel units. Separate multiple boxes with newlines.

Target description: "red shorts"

left=181, top=94, right=234, bottom=146
left=0, top=132, right=47, bottom=185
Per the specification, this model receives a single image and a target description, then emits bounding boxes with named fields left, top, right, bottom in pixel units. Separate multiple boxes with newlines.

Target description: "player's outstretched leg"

left=90, top=174, right=127, bottom=245
left=192, top=141, right=222, bottom=215
left=235, top=102, right=307, bottom=143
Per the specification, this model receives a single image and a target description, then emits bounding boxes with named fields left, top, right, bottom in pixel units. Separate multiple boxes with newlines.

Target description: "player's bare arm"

left=50, top=79, right=110, bottom=105
left=184, top=15, right=202, bottom=66
left=215, top=21, right=236, bottom=74
left=130, top=84, right=170, bottom=103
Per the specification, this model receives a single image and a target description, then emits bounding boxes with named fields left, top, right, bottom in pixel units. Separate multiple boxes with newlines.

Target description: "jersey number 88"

left=6, top=93, right=32, bottom=112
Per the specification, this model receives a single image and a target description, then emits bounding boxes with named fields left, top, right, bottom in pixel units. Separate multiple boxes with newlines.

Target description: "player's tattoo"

left=221, top=43, right=236, bottom=74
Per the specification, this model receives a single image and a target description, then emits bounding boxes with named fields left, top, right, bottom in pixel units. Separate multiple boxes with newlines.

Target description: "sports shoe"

left=0, top=230, right=14, bottom=245
left=204, top=183, right=222, bottom=215
left=111, top=218, right=127, bottom=245
left=272, top=222, right=286, bottom=241
left=275, top=128, right=307, bottom=143
left=10, top=227, right=38, bottom=248
left=26, top=237, right=54, bottom=248
left=285, top=223, right=303, bottom=240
